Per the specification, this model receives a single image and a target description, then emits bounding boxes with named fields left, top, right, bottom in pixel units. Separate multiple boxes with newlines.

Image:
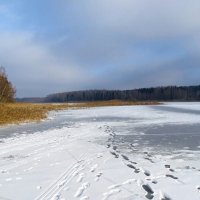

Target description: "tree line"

left=44, top=85, right=200, bottom=102
left=0, top=67, right=16, bottom=102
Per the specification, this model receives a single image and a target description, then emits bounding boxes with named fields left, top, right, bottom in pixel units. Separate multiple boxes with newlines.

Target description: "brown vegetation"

left=81, top=100, right=160, bottom=107
left=0, top=103, right=70, bottom=126
left=0, top=100, right=160, bottom=126
left=0, top=67, right=16, bottom=103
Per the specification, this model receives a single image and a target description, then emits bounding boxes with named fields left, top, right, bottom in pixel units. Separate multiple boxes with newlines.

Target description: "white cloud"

left=1, top=0, right=200, bottom=96
left=0, top=31, right=91, bottom=96
left=58, top=0, right=200, bottom=39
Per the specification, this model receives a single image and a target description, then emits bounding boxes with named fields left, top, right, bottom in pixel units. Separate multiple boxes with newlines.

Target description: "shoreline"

left=0, top=100, right=160, bottom=126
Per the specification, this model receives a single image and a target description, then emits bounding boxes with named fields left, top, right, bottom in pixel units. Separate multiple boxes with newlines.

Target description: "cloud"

left=1, top=0, right=200, bottom=96
left=50, top=0, right=200, bottom=68
left=57, top=0, right=200, bottom=38
left=0, top=31, right=93, bottom=96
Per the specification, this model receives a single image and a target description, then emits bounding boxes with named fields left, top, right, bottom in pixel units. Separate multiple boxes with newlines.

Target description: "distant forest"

left=38, top=85, right=200, bottom=103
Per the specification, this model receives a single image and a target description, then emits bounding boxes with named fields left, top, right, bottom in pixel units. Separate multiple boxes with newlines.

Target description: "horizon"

left=1, top=1, right=200, bottom=97
left=18, top=84, right=200, bottom=99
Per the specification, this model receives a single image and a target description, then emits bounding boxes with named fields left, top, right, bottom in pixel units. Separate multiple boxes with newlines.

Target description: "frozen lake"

left=1, top=102, right=200, bottom=153
left=0, top=102, right=200, bottom=200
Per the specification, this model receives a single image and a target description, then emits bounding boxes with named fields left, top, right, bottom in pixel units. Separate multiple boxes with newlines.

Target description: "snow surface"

left=0, top=103, right=200, bottom=200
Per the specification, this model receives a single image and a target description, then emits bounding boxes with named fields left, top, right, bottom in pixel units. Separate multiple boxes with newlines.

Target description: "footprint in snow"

left=112, top=146, right=117, bottom=151
left=127, top=164, right=137, bottom=169
left=144, top=157, right=154, bottom=163
left=95, top=172, right=103, bottom=182
left=121, top=154, right=129, bottom=161
left=196, top=185, right=200, bottom=192
left=159, top=191, right=172, bottom=200
left=72, top=171, right=79, bottom=177
left=58, top=180, right=66, bottom=188
left=126, top=163, right=140, bottom=173
left=141, top=168, right=151, bottom=176
left=106, top=144, right=111, bottom=148
left=77, top=173, right=85, bottom=183
left=110, top=151, right=119, bottom=158
left=151, top=180, right=158, bottom=184
left=164, top=165, right=175, bottom=172
left=52, top=193, right=61, bottom=200
left=169, top=168, right=175, bottom=172
left=129, top=160, right=137, bottom=165
left=90, top=164, right=98, bottom=173
left=74, top=182, right=90, bottom=198
left=142, top=184, right=154, bottom=199
left=145, top=193, right=154, bottom=199
left=165, top=174, right=178, bottom=180
left=142, top=184, right=154, bottom=194
left=164, top=164, right=170, bottom=169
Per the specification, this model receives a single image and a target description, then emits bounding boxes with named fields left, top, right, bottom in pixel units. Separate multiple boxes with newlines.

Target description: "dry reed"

left=0, top=100, right=160, bottom=126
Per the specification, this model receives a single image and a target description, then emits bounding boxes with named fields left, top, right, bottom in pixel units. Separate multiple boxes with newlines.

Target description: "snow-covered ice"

left=0, top=103, right=200, bottom=200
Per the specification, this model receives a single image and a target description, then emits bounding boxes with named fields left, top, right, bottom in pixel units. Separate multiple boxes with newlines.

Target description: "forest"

left=44, top=85, right=200, bottom=102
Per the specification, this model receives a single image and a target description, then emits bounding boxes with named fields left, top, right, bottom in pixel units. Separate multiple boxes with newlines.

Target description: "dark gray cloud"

left=0, top=0, right=200, bottom=97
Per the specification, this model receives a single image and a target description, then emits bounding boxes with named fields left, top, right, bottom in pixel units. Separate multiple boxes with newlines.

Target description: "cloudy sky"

left=0, top=0, right=200, bottom=97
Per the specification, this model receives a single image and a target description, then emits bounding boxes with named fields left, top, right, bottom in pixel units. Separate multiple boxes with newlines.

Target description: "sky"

left=0, top=0, right=200, bottom=97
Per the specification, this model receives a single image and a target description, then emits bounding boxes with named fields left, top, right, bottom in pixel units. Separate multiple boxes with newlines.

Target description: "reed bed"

left=0, top=100, right=159, bottom=126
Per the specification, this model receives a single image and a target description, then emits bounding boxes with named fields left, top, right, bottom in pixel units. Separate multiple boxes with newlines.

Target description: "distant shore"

left=0, top=100, right=160, bottom=126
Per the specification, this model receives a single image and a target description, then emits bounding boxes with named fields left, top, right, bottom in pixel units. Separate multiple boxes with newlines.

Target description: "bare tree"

left=0, top=66, right=16, bottom=102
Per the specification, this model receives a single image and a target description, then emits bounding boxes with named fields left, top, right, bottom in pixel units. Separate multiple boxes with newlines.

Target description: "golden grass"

left=0, top=103, right=69, bottom=126
left=0, top=100, right=160, bottom=126
left=81, top=100, right=160, bottom=107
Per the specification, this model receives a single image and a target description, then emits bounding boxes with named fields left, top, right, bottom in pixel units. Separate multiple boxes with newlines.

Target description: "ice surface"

left=0, top=103, right=200, bottom=199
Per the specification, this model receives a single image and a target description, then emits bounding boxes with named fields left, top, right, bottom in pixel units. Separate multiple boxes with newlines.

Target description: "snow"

left=164, top=102, right=200, bottom=110
left=0, top=103, right=200, bottom=200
